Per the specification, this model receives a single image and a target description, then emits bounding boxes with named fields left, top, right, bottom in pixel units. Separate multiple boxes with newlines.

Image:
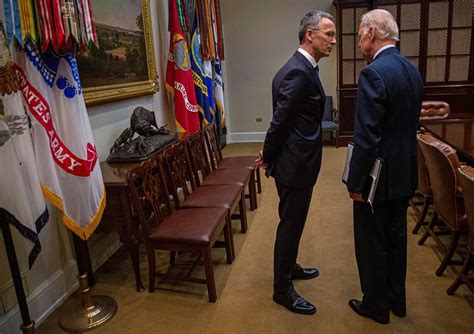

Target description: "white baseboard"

left=0, top=235, right=122, bottom=334
left=0, top=258, right=78, bottom=334
left=227, top=132, right=266, bottom=143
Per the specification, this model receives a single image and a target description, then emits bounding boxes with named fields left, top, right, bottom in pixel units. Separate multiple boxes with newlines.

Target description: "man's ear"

left=368, top=27, right=376, bottom=41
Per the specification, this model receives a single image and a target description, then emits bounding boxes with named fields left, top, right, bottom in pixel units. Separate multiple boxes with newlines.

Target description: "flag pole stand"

left=0, top=220, right=36, bottom=334
left=58, top=234, right=117, bottom=332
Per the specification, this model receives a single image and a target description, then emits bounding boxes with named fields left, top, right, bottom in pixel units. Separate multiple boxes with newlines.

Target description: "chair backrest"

left=416, top=134, right=432, bottom=196
left=127, top=157, right=173, bottom=237
left=418, top=134, right=463, bottom=229
left=458, top=166, right=474, bottom=252
left=204, top=124, right=223, bottom=169
left=185, top=131, right=212, bottom=186
left=162, top=141, right=196, bottom=208
left=322, top=96, right=334, bottom=121
left=420, top=101, right=450, bottom=121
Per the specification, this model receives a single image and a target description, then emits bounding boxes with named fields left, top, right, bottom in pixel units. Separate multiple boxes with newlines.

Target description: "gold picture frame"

left=77, top=0, right=159, bottom=106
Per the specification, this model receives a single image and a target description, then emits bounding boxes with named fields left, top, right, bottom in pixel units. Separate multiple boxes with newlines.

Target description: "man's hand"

left=349, top=192, right=364, bottom=202
left=255, top=150, right=267, bottom=170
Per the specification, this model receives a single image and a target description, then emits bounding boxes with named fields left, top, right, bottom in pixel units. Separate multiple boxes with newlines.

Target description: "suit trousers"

left=274, top=180, right=313, bottom=293
left=353, top=197, right=409, bottom=316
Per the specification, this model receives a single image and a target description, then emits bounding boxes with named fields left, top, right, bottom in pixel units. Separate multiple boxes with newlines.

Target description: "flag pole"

left=0, top=220, right=36, bottom=334
left=58, top=233, right=117, bottom=332
left=72, top=233, right=95, bottom=287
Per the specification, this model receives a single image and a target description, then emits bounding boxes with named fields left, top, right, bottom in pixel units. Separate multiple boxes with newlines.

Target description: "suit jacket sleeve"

left=263, top=68, right=307, bottom=166
left=347, top=67, right=387, bottom=193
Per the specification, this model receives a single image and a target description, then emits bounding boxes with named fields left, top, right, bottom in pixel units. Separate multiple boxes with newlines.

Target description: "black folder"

left=342, top=142, right=383, bottom=212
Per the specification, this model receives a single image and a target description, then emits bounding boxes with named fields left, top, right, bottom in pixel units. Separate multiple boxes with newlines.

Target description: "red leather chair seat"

left=182, top=184, right=242, bottom=210
left=149, top=207, right=228, bottom=245
left=217, top=156, right=255, bottom=170
left=201, top=168, right=250, bottom=187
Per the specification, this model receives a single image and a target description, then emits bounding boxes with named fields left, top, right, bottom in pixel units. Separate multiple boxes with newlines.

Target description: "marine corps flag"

left=166, top=0, right=200, bottom=132
left=13, top=42, right=106, bottom=240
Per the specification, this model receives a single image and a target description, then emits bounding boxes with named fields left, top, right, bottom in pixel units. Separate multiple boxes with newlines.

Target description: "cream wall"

left=0, top=0, right=172, bottom=332
left=220, top=0, right=338, bottom=142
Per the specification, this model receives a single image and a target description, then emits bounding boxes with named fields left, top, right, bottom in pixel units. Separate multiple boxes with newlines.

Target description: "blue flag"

left=190, top=28, right=212, bottom=125
left=203, top=60, right=215, bottom=124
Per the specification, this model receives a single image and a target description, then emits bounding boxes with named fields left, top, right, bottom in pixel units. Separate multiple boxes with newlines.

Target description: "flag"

left=166, top=0, right=200, bottom=132
left=190, top=26, right=212, bottom=125
left=213, top=59, right=225, bottom=128
left=0, top=96, right=49, bottom=269
left=3, top=0, right=24, bottom=46
left=0, top=26, right=47, bottom=268
left=203, top=60, right=215, bottom=123
left=13, top=41, right=106, bottom=240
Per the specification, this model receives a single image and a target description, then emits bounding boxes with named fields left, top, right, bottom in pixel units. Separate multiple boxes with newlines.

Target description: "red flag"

left=166, top=0, right=200, bottom=132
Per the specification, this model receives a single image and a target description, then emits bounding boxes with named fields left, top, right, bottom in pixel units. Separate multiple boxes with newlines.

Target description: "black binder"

left=342, top=142, right=383, bottom=212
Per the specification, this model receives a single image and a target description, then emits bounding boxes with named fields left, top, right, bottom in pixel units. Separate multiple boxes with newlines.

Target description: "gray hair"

left=361, top=9, right=399, bottom=42
left=299, top=11, right=336, bottom=44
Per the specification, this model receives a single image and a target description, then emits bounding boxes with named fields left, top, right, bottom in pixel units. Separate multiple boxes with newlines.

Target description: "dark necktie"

left=314, top=65, right=319, bottom=76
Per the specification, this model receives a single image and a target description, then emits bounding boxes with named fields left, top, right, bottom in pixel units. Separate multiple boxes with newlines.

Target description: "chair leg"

left=202, top=247, right=217, bottom=302
left=248, top=172, right=257, bottom=211
left=418, top=211, right=438, bottom=245
left=224, top=216, right=234, bottom=263
left=148, top=247, right=156, bottom=293
left=436, top=231, right=461, bottom=276
left=249, top=173, right=258, bottom=210
left=447, top=252, right=474, bottom=295
left=412, top=197, right=431, bottom=234
left=256, top=167, right=262, bottom=194
left=239, top=191, right=248, bottom=233
left=170, top=251, right=176, bottom=265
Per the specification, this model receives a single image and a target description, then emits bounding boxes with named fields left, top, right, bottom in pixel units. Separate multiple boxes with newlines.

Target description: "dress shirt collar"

left=298, top=48, right=318, bottom=68
left=373, top=44, right=396, bottom=60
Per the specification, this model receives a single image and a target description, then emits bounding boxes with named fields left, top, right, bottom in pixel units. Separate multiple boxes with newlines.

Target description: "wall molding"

left=0, top=258, right=78, bottom=334
left=227, top=132, right=266, bottom=143
left=0, top=235, right=122, bottom=333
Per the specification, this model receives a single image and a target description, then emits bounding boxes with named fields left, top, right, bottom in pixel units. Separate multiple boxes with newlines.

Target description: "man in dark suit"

left=346, top=9, right=424, bottom=324
left=255, top=11, right=336, bottom=315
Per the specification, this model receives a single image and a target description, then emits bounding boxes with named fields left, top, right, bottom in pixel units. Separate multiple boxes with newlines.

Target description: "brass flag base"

left=59, top=274, right=117, bottom=333
left=20, top=321, right=36, bottom=334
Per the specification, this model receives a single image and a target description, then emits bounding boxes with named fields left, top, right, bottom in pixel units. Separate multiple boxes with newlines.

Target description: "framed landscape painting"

left=77, top=0, right=159, bottom=105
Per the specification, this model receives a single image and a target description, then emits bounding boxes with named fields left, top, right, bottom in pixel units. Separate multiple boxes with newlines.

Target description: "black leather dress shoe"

left=348, top=299, right=389, bottom=325
left=391, top=307, right=406, bottom=318
left=291, top=264, right=319, bottom=280
left=273, top=289, right=316, bottom=315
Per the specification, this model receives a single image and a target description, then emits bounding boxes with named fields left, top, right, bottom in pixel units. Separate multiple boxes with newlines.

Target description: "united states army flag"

left=13, top=42, right=105, bottom=240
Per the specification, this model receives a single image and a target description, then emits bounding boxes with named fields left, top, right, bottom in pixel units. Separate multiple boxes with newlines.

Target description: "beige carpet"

left=38, top=144, right=474, bottom=333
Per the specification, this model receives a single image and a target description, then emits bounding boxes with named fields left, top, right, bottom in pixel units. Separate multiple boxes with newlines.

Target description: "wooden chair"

left=412, top=101, right=449, bottom=233
left=204, top=124, right=262, bottom=196
left=447, top=166, right=474, bottom=294
left=321, top=96, right=339, bottom=146
left=162, top=141, right=248, bottom=236
left=411, top=136, right=433, bottom=234
left=127, top=157, right=233, bottom=302
left=417, top=134, right=468, bottom=276
left=185, top=131, right=256, bottom=211
left=420, top=100, right=450, bottom=121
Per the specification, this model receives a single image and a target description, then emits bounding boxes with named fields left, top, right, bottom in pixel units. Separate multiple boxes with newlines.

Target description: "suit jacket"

left=347, top=47, right=424, bottom=201
left=263, top=51, right=326, bottom=188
